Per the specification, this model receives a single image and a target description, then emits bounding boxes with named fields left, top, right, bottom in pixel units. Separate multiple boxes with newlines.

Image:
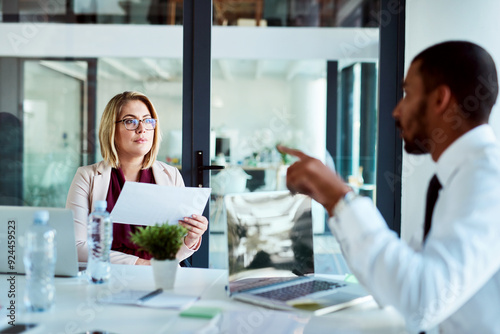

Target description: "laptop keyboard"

left=255, top=280, right=346, bottom=301
left=231, top=277, right=299, bottom=293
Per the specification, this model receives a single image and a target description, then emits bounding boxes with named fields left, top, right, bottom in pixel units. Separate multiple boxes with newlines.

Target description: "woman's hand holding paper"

left=180, top=214, right=208, bottom=249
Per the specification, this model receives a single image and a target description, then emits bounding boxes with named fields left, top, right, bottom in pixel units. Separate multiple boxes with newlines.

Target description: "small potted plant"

left=130, top=223, right=188, bottom=289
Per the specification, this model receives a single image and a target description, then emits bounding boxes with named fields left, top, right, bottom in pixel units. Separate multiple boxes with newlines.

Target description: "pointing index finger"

left=276, top=145, right=308, bottom=160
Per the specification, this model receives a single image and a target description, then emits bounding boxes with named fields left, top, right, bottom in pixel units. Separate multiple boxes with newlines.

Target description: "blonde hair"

left=99, top=91, right=162, bottom=169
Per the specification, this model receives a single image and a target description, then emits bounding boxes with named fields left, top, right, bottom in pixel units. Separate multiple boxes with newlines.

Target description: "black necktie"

left=420, top=175, right=442, bottom=334
left=423, top=174, right=442, bottom=242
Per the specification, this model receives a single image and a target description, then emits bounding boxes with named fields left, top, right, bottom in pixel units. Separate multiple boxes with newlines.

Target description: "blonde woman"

left=66, top=91, right=208, bottom=265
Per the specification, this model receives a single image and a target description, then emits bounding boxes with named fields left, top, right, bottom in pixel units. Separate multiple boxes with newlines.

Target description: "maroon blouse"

left=106, top=167, right=155, bottom=260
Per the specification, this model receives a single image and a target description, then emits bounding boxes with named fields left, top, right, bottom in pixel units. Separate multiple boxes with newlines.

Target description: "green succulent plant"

left=129, top=223, right=188, bottom=261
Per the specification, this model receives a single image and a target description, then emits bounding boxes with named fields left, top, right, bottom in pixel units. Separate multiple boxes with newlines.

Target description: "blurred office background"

left=0, top=0, right=381, bottom=273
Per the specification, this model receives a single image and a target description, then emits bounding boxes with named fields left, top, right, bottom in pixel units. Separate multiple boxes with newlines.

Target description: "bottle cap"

left=33, top=210, right=49, bottom=224
left=95, top=200, right=108, bottom=211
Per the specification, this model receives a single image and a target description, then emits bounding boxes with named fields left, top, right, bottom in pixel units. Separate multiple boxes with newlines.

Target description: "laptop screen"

left=0, top=206, right=79, bottom=277
left=225, top=191, right=314, bottom=292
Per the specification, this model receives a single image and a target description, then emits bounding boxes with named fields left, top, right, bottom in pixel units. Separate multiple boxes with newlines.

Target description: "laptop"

left=0, top=206, right=79, bottom=277
left=224, top=191, right=371, bottom=316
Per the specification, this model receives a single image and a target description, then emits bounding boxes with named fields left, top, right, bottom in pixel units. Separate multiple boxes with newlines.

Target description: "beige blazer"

left=66, top=160, right=200, bottom=265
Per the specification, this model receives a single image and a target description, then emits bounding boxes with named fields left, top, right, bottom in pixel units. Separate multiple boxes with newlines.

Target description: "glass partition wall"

left=206, top=2, right=381, bottom=273
left=95, top=58, right=184, bottom=165
left=22, top=60, right=86, bottom=207
left=1, top=0, right=383, bottom=271
left=208, top=58, right=379, bottom=273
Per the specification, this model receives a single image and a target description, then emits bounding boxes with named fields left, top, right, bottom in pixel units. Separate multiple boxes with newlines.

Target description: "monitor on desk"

left=216, top=137, right=231, bottom=161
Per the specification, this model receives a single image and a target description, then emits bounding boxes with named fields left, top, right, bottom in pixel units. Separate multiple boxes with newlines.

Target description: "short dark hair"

left=413, top=41, right=498, bottom=123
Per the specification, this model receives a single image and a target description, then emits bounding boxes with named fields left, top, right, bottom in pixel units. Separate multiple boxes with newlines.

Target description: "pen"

left=137, top=288, right=163, bottom=305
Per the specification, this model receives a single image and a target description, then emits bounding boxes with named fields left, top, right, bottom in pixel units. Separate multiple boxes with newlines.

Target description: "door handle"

left=196, top=150, right=224, bottom=187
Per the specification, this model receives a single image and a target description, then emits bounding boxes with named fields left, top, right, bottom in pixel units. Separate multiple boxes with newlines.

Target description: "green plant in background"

left=280, top=151, right=291, bottom=165
left=276, top=143, right=293, bottom=165
left=129, top=223, right=188, bottom=261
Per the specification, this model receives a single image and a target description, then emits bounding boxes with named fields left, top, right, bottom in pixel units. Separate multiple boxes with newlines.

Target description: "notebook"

left=0, top=206, right=79, bottom=277
left=224, top=191, right=371, bottom=315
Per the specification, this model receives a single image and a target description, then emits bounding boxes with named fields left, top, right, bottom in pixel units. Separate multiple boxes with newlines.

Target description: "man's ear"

left=432, top=85, right=453, bottom=114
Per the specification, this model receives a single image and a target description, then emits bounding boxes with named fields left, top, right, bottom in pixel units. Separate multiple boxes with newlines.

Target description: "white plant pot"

left=151, top=258, right=178, bottom=290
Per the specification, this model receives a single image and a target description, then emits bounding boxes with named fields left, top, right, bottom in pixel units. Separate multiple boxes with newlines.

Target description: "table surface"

left=0, top=265, right=407, bottom=334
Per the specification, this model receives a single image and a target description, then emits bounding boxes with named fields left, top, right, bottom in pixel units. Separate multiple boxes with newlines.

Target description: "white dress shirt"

left=329, top=125, right=500, bottom=333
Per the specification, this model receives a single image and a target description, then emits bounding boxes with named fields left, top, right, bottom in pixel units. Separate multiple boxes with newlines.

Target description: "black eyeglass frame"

left=115, top=118, right=157, bottom=131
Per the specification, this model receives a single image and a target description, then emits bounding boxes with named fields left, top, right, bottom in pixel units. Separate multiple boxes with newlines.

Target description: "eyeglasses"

left=115, top=118, right=157, bottom=131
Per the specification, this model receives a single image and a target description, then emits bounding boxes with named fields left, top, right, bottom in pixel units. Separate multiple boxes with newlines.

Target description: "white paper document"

left=99, top=289, right=198, bottom=309
left=110, top=182, right=211, bottom=226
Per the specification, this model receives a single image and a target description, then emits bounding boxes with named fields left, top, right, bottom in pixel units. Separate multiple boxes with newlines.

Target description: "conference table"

left=0, top=265, right=407, bottom=333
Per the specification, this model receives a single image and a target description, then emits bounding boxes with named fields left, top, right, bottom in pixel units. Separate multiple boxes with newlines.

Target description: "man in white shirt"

left=278, top=41, right=500, bottom=333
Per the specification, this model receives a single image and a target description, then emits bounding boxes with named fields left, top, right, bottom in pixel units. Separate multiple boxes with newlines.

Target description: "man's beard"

left=399, top=99, right=430, bottom=155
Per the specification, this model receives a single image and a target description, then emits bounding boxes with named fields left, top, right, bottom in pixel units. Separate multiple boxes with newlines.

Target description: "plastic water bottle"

left=23, top=210, right=57, bottom=312
left=87, top=200, right=113, bottom=284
